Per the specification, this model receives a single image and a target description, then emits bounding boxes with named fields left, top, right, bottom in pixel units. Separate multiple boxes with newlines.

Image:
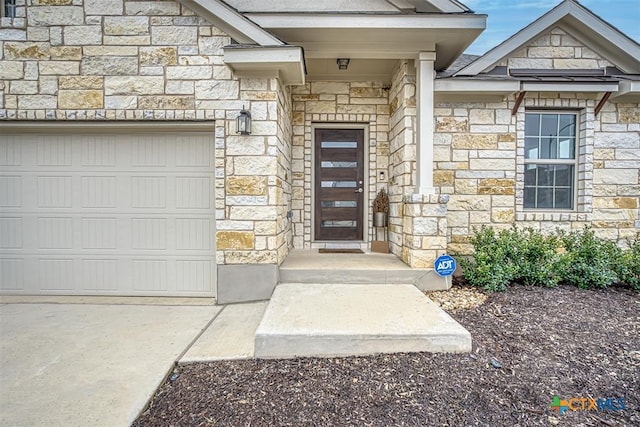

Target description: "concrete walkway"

left=0, top=302, right=220, bottom=427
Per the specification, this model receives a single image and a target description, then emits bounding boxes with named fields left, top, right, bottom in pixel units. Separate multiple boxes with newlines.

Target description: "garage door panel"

left=0, top=131, right=216, bottom=297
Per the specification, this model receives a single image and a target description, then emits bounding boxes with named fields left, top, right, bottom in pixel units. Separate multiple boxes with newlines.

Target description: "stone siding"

left=498, top=27, right=614, bottom=70
left=289, top=81, right=390, bottom=249
left=0, top=0, right=293, bottom=267
left=435, top=94, right=639, bottom=254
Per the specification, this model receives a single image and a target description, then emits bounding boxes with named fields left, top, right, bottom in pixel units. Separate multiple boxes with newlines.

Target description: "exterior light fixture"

left=236, top=106, right=251, bottom=135
left=336, top=58, right=350, bottom=70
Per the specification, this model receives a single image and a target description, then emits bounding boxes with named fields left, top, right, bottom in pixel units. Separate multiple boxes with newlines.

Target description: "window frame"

left=523, top=110, right=579, bottom=211
left=2, top=0, right=16, bottom=18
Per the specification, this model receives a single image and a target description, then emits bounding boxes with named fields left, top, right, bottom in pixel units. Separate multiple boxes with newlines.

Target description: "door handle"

left=355, top=188, right=363, bottom=193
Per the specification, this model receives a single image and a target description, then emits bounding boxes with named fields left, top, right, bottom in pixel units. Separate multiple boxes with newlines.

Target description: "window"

left=2, top=0, right=16, bottom=18
left=524, top=112, right=577, bottom=210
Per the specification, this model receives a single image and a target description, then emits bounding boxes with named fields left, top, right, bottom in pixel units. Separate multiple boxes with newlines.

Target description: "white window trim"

left=523, top=110, right=579, bottom=212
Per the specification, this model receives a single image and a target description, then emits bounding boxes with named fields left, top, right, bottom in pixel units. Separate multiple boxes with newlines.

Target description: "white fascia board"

left=247, top=13, right=485, bottom=30
left=456, top=1, right=640, bottom=76
left=223, top=46, right=305, bottom=85
left=435, top=79, right=520, bottom=93
left=521, top=82, right=619, bottom=93
left=179, top=0, right=283, bottom=45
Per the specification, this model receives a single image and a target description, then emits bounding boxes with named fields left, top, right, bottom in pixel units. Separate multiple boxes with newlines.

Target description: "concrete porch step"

left=279, top=250, right=447, bottom=291
left=254, top=283, right=472, bottom=359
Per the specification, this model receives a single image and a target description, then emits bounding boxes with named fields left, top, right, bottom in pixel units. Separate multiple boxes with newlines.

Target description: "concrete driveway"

left=0, top=301, right=221, bottom=427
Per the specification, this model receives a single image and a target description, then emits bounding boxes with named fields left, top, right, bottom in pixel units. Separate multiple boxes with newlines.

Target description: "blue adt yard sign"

left=434, top=254, right=456, bottom=277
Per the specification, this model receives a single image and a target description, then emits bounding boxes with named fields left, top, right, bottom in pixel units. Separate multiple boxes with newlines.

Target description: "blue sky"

left=463, top=0, right=640, bottom=55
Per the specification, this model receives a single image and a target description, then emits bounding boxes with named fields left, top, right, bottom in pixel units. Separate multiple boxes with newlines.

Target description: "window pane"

left=554, top=164, right=573, bottom=187
left=321, top=181, right=356, bottom=188
left=321, top=141, right=357, bottom=148
left=321, top=220, right=356, bottom=228
left=537, top=165, right=553, bottom=186
left=537, top=188, right=553, bottom=209
left=524, top=187, right=536, bottom=208
left=559, top=114, right=576, bottom=137
left=541, top=115, right=559, bottom=137
left=540, top=137, right=555, bottom=159
left=525, top=137, right=539, bottom=159
left=557, top=138, right=575, bottom=159
left=525, top=114, right=540, bottom=136
left=321, top=201, right=357, bottom=208
left=554, top=188, right=572, bottom=210
left=524, top=165, right=537, bottom=185
left=321, top=161, right=357, bottom=168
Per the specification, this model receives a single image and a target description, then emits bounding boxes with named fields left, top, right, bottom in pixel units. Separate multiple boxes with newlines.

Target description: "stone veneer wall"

left=387, top=60, right=416, bottom=256
left=434, top=94, right=639, bottom=255
left=0, top=0, right=292, bottom=270
left=289, top=81, right=390, bottom=249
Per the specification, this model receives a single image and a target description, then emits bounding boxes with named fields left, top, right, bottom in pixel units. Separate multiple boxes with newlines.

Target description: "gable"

left=498, top=27, right=613, bottom=71
left=456, top=0, right=640, bottom=76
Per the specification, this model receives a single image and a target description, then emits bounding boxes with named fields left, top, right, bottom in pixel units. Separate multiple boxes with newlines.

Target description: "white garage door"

left=0, top=129, right=216, bottom=297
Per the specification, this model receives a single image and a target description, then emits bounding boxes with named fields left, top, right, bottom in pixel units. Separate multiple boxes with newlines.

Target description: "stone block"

left=434, top=170, right=454, bottom=185
left=50, top=46, right=82, bottom=60
left=452, top=134, right=497, bottom=149
left=39, top=61, right=79, bottom=75
left=435, top=117, right=468, bottom=132
left=469, top=109, right=494, bottom=124
left=311, top=81, right=349, bottom=94
left=195, top=79, right=239, bottom=99
left=4, top=42, right=49, bottom=60
left=125, top=1, right=181, bottom=16
left=151, top=26, right=197, bottom=45
left=83, top=46, right=138, bottom=56
left=226, top=176, right=267, bottom=196
left=105, top=95, right=137, bottom=109
left=140, top=46, right=177, bottom=66
left=478, top=179, right=515, bottom=195
left=230, top=206, right=276, bottom=221
left=234, top=156, right=276, bottom=175
left=63, top=26, right=102, bottom=45
left=469, top=158, right=515, bottom=170
left=491, top=208, right=515, bottom=223
left=137, top=95, right=194, bottom=109
left=104, top=16, right=149, bottom=36
left=58, top=90, right=103, bottom=109
left=59, top=76, right=103, bottom=90
left=527, top=47, right=574, bottom=58
left=553, top=59, right=599, bottom=69
left=104, top=76, right=164, bottom=95
left=81, top=56, right=138, bottom=75
left=85, top=0, right=123, bottom=15
left=18, top=95, right=56, bottom=109
left=226, top=135, right=266, bottom=156
left=507, top=58, right=553, bottom=68
left=9, top=80, right=38, bottom=94
left=103, top=35, right=150, bottom=45
left=28, top=6, right=83, bottom=26
left=0, top=62, right=24, bottom=79
left=350, top=87, right=384, bottom=98
left=593, top=169, right=638, bottom=185
left=618, top=108, right=640, bottom=124
left=165, top=80, right=194, bottom=94
left=217, top=231, right=254, bottom=250
left=448, top=195, right=490, bottom=211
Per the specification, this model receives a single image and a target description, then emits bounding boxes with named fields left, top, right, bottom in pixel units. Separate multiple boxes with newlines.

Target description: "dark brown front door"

left=314, top=128, right=365, bottom=241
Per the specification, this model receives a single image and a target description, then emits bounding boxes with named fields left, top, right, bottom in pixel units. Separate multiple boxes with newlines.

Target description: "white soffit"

left=455, top=0, right=640, bottom=76
left=178, top=0, right=283, bottom=45
left=223, top=46, right=306, bottom=85
left=246, top=14, right=486, bottom=69
left=224, top=0, right=468, bottom=13
left=611, top=80, right=640, bottom=103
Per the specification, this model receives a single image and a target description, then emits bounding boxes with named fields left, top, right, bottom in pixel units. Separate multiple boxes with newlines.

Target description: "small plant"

left=373, top=189, right=389, bottom=214
left=558, top=227, right=619, bottom=289
left=614, top=234, right=640, bottom=290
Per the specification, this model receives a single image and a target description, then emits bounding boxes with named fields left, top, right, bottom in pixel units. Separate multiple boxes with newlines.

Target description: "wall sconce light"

left=236, top=106, right=251, bottom=135
left=336, top=58, right=350, bottom=70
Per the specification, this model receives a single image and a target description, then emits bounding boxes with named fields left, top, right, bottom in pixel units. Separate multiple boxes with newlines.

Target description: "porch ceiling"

left=246, top=14, right=486, bottom=72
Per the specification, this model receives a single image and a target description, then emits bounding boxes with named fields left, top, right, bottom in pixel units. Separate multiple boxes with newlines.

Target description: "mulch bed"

left=134, top=285, right=639, bottom=426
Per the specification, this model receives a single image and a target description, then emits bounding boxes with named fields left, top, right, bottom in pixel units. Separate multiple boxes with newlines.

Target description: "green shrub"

left=557, top=227, right=619, bottom=289
left=458, top=226, right=518, bottom=292
left=513, top=228, right=564, bottom=288
left=614, top=234, right=640, bottom=290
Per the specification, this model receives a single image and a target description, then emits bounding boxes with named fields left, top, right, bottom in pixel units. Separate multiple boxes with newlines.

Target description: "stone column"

left=415, top=51, right=436, bottom=195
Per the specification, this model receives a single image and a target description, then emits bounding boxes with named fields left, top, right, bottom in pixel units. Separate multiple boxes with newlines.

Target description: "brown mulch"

left=134, top=285, right=639, bottom=427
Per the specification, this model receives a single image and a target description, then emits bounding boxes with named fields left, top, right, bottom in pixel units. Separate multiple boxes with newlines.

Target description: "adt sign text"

left=434, top=254, right=456, bottom=277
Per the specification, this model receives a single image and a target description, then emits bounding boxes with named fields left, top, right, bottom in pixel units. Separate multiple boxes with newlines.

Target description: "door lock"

left=355, top=188, right=363, bottom=193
